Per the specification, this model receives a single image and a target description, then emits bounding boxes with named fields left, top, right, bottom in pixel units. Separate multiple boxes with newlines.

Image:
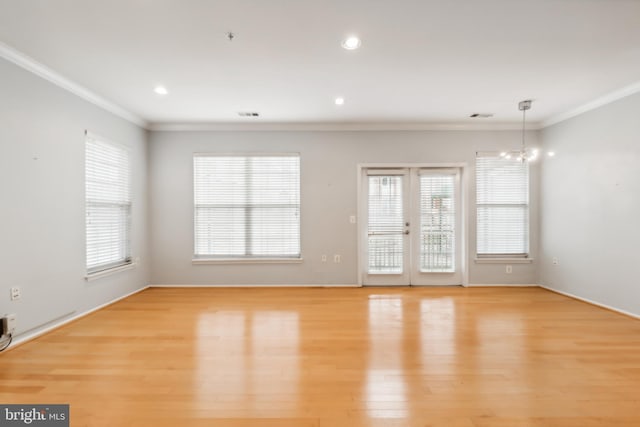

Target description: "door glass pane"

left=420, top=174, right=455, bottom=272
left=368, top=175, right=404, bottom=274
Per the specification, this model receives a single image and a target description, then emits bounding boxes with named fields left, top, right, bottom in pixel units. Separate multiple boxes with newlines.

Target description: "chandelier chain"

left=522, top=104, right=526, bottom=153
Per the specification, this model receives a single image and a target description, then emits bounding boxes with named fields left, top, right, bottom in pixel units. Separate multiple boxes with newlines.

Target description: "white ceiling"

left=1, top=0, right=639, bottom=127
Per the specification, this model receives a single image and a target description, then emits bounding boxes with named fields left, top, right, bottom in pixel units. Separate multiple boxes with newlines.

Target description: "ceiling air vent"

left=470, top=113, right=494, bottom=118
left=238, top=112, right=260, bottom=117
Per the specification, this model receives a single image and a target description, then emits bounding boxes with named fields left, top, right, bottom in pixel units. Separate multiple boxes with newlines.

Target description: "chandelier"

left=500, top=100, right=538, bottom=162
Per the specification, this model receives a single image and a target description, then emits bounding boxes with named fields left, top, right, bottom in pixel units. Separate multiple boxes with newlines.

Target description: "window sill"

left=192, top=258, right=304, bottom=265
left=474, top=258, right=534, bottom=264
left=85, top=261, right=137, bottom=281
left=419, top=270, right=456, bottom=274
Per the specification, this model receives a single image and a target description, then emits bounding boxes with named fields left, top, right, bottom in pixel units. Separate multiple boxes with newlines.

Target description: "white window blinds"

left=476, top=155, right=529, bottom=256
left=194, top=154, right=300, bottom=258
left=85, top=134, right=131, bottom=274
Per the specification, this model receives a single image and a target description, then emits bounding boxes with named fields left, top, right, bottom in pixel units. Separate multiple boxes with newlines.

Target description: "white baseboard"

left=466, top=283, right=539, bottom=287
left=539, top=285, right=640, bottom=320
left=150, top=283, right=541, bottom=288
left=5, top=285, right=150, bottom=352
left=148, top=283, right=361, bottom=288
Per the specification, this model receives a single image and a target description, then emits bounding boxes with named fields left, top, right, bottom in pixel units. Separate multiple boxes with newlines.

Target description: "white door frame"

left=357, top=163, right=469, bottom=287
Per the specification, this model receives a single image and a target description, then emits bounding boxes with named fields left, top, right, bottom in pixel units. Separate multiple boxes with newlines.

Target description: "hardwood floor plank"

left=1, top=287, right=639, bottom=426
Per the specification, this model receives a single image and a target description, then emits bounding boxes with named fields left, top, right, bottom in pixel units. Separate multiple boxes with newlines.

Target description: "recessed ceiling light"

left=341, top=36, right=361, bottom=50
left=547, top=151, right=556, bottom=157
left=154, top=86, right=168, bottom=95
left=335, top=97, right=345, bottom=106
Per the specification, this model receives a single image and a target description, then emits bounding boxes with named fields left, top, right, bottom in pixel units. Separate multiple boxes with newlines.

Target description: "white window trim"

left=192, top=258, right=304, bottom=265
left=85, top=260, right=137, bottom=281
left=474, top=258, right=534, bottom=264
left=193, top=152, right=300, bottom=159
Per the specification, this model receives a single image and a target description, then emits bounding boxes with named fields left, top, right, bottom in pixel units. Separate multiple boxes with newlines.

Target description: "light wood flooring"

left=1, top=287, right=639, bottom=426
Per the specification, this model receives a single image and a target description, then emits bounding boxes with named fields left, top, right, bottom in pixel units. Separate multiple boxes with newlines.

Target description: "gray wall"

left=0, top=58, right=150, bottom=338
left=540, top=92, right=640, bottom=316
left=4, top=44, right=638, bottom=341
left=149, top=130, right=540, bottom=285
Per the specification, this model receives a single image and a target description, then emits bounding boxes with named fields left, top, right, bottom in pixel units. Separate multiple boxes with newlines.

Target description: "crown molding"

left=542, top=80, right=640, bottom=128
left=0, top=42, right=148, bottom=129
left=148, top=121, right=542, bottom=132
left=6, top=41, right=636, bottom=132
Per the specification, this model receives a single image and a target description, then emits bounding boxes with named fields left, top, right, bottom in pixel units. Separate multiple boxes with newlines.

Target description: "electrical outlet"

left=321, top=254, right=327, bottom=262
left=552, top=257, right=559, bottom=265
left=506, top=265, right=513, bottom=274
left=349, top=215, right=356, bottom=224
left=2, top=314, right=17, bottom=335
left=10, top=287, right=20, bottom=301
left=334, top=254, right=341, bottom=263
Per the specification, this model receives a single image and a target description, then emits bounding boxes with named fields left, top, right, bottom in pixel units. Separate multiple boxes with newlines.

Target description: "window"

left=194, top=154, right=300, bottom=259
left=367, top=174, right=404, bottom=274
left=476, top=154, right=529, bottom=257
left=85, top=133, right=132, bottom=274
left=420, top=172, right=455, bottom=272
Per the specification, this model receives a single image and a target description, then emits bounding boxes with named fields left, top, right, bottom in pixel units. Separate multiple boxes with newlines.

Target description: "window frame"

left=192, top=153, right=302, bottom=263
left=475, top=152, right=530, bottom=259
left=85, top=132, right=133, bottom=277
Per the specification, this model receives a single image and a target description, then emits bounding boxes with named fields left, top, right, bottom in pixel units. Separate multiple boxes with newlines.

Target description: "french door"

left=361, top=167, right=462, bottom=286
